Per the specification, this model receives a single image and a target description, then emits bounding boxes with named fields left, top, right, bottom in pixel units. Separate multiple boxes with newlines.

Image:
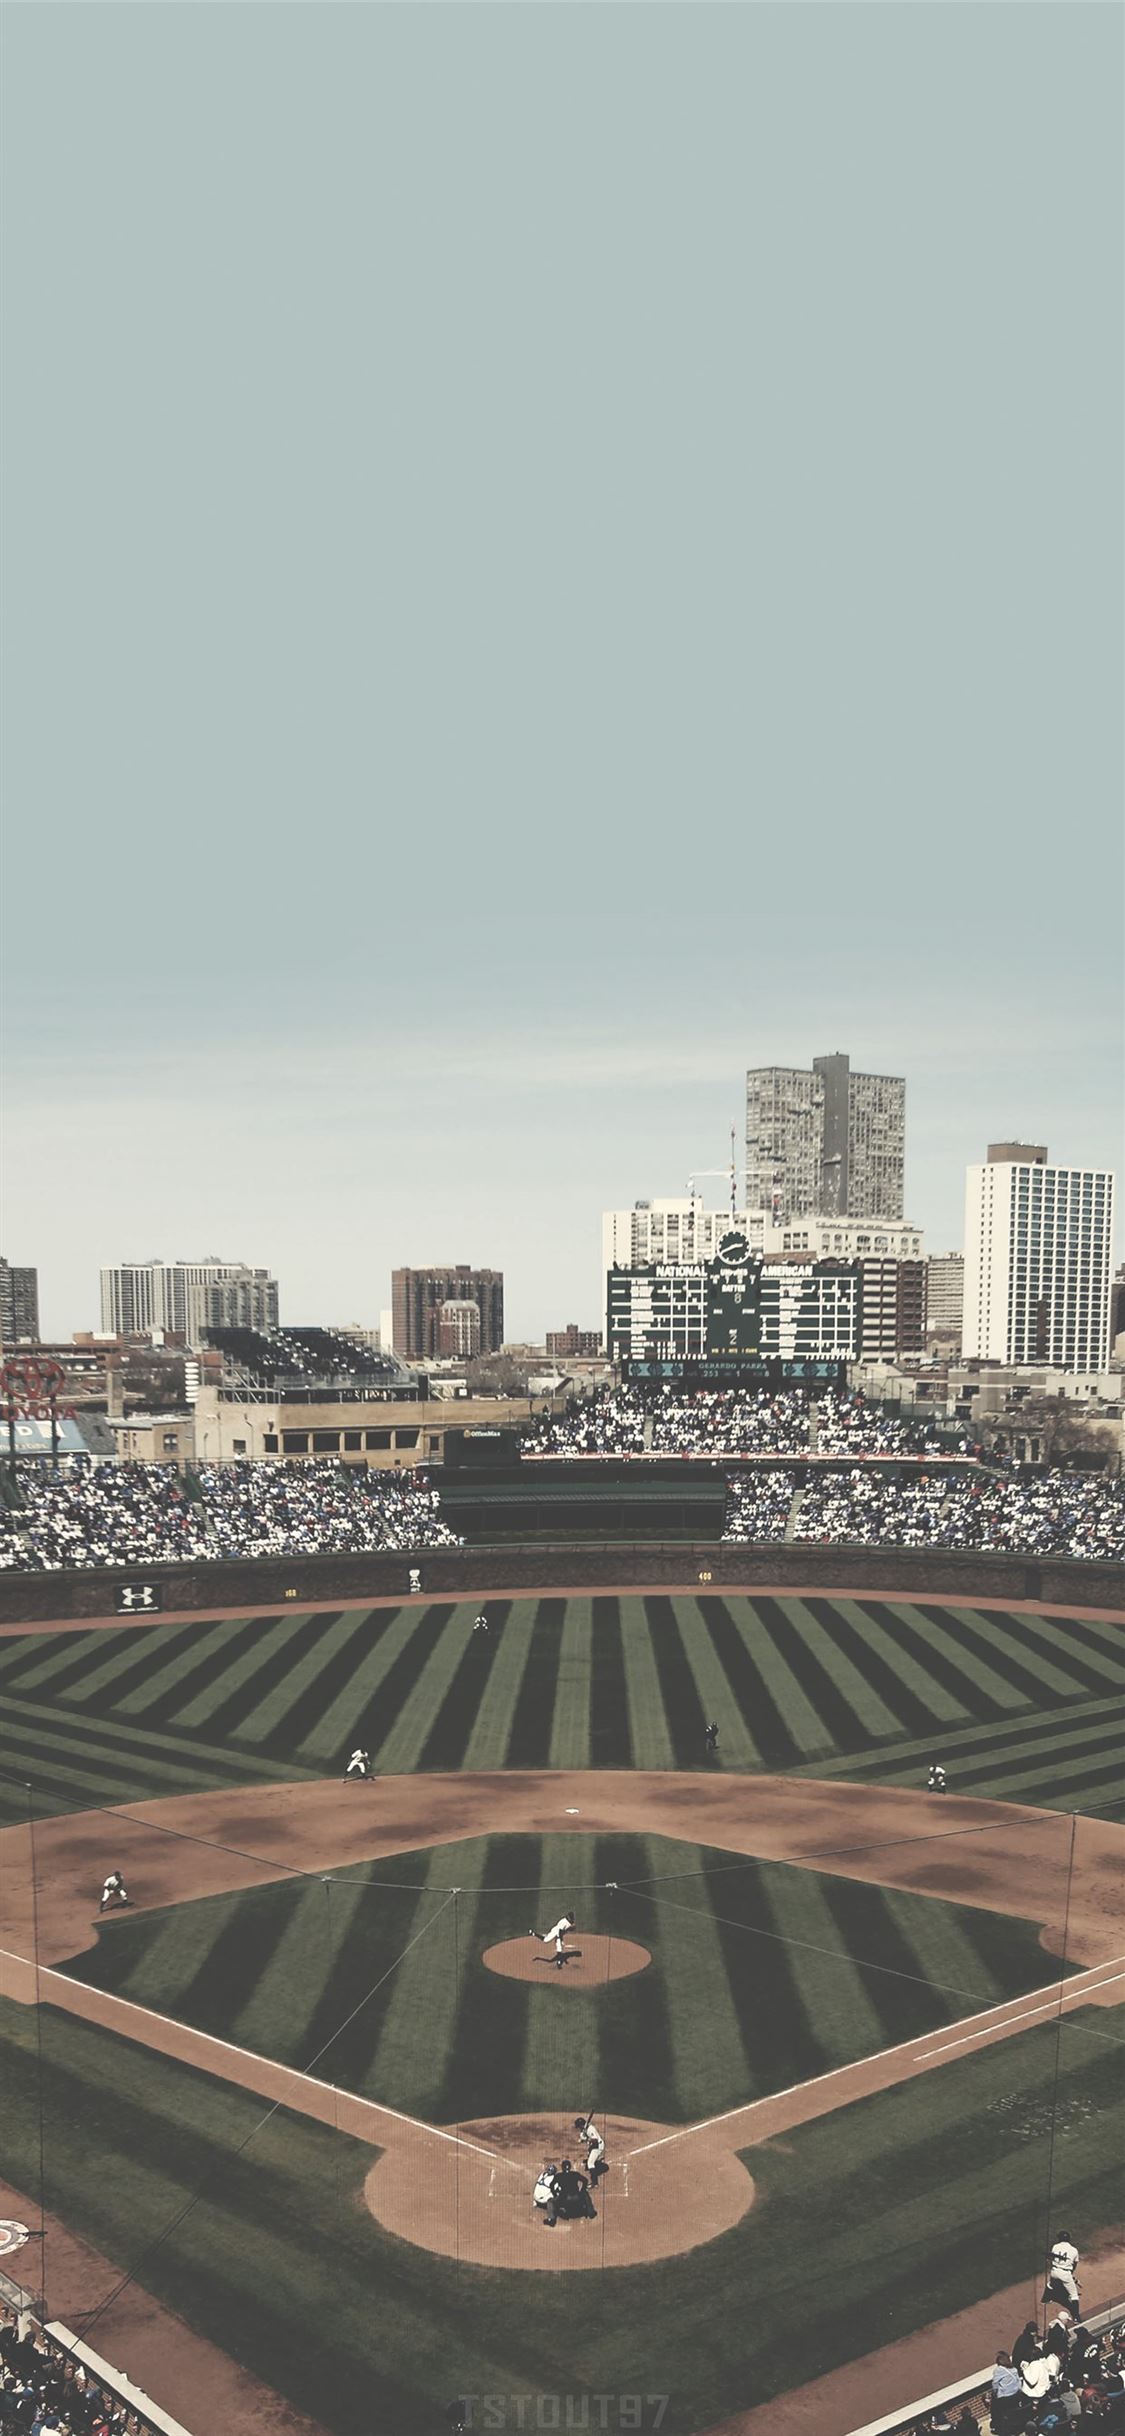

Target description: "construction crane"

left=688, top=1127, right=741, bottom=1219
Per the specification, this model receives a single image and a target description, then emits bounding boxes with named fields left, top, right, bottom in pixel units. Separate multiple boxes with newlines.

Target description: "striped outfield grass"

left=58, top=1829, right=1080, bottom=2127
left=0, top=1595, right=1122, bottom=1828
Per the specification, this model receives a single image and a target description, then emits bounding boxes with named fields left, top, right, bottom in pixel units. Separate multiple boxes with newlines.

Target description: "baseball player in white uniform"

left=99, top=1871, right=132, bottom=1913
left=1045, top=2236, right=1080, bottom=2308
left=574, top=2114, right=607, bottom=2184
left=343, top=1748, right=375, bottom=1781
left=529, top=1912, right=576, bottom=1967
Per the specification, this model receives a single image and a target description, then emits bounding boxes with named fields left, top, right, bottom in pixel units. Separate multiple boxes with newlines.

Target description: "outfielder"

left=99, top=1872, right=132, bottom=1914
left=473, top=1611, right=490, bottom=1634
left=927, top=1763, right=947, bottom=1792
left=529, top=1912, right=576, bottom=1968
left=343, top=1748, right=375, bottom=1781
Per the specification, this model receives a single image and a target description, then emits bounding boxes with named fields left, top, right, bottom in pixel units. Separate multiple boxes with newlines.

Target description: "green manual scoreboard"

left=606, top=1232, right=850, bottom=1381
left=607, top=1231, right=762, bottom=1370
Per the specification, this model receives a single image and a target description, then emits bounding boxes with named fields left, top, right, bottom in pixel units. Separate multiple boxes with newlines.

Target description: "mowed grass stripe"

left=370, top=1606, right=481, bottom=1774
left=642, top=1837, right=748, bottom=2117
left=0, top=1711, right=258, bottom=1805
left=547, top=1598, right=593, bottom=1769
left=368, top=1842, right=488, bottom=2113
left=175, top=1612, right=327, bottom=1734
left=589, top=1598, right=630, bottom=1767
left=831, top=1601, right=970, bottom=1727
left=672, top=1597, right=762, bottom=1769
left=463, top=1602, right=540, bottom=1769
left=750, top=1598, right=865, bottom=1754
left=596, top=1832, right=681, bottom=2122
left=704, top=1855, right=828, bottom=2094
left=172, top=1880, right=311, bottom=2037
left=794, top=1690, right=1120, bottom=1780
left=0, top=1692, right=302, bottom=1792
left=437, top=1837, right=535, bottom=2125
left=235, top=1608, right=382, bottom=1748
left=302, top=1602, right=450, bottom=1766
left=0, top=1627, right=102, bottom=1683
left=618, top=1600, right=674, bottom=1770
left=959, top=1606, right=1122, bottom=1699
left=961, top=1602, right=1125, bottom=1692
left=519, top=1832, right=601, bottom=2112
left=114, top=1615, right=272, bottom=1721
left=0, top=1720, right=160, bottom=1813
left=958, top=1715, right=1125, bottom=1791
left=858, top=1603, right=1016, bottom=1718
left=1023, top=1607, right=1125, bottom=1670
left=916, top=1604, right=1072, bottom=1707
left=693, top=1600, right=791, bottom=1766
left=505, top=1599, right=567, bottom=1767
left=643, top=1598, right=707, bottom=1766
left=8, top=1620, right=204, bottom=1702
left=418, top=1606, right=511, bottom=1770
left=234, top=1874, right=368, bottom=2065
left=775, top=1597, right=903, bottom=1742
left=270, top=1857, right=440, bottom=2091
left=815, top=1877, right=962, bottom=2044
left=801, top=1599, right=939, bottom=1738
left=756, top=1863, right=885, bottom=2071
left=701, top=1588, right=818, bottom=1763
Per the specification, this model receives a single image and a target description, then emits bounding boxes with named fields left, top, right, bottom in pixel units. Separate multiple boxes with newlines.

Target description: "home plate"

left=565, top=1807, right=580, bottom=1814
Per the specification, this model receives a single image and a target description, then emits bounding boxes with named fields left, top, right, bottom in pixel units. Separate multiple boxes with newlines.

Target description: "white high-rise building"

left=100, top=1260, right=279, bottom=1347
left=962, top=1147, right=1115, bottom=1370
left=925, top=1253, right=965, bottom=1347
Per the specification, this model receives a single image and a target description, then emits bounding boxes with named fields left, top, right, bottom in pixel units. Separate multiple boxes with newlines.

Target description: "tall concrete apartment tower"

left=745, top=1054, right=905, bottom=1222
left=963, top=1145, right=1115, bottom=1369
left=0, top=1258, right=40, bottom=1347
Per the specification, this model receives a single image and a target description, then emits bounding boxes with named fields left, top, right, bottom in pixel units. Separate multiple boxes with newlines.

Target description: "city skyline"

left=2, top=6, right=1121, bottom=1346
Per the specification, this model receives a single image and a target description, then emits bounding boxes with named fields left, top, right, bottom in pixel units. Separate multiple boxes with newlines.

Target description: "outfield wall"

left=0, top=1540, right=1122, bottom=1621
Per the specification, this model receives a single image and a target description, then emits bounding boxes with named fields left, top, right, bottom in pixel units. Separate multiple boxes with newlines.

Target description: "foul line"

left=0, top=1943, right=524, bottom=2174
left=625, top=1954, right=1125, bottom=2157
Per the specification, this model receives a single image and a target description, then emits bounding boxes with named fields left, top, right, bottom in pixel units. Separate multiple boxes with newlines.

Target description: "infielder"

left=529, top=1912, right=576, bottom=1968
left=343, top=1748, right=375, bottom=1782
left=99, top=1872, right=132, bottom=1914
left=574, top=2114, right=607, bottom=2185
left=927, top=1763, right=947, bottom=1792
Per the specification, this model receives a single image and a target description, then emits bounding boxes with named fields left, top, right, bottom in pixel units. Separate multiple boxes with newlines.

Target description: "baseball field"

left=0, top=1587, right=1122, bottom=2436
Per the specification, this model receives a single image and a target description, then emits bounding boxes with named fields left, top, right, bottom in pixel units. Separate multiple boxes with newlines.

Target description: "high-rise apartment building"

left=962, top=1148, right=1115, bottom=1370
left=100, top=1260, right=279, bottom=1347
left=745, top=1053, right=905, bottom=1221
left=437, top=1300, right=482, bottom=1360
left=391, top=1266, right=504, bottom=1360
left=0, top=1259, right=40, bottom=1347
left=925, top=1253, right=965, bottom=1348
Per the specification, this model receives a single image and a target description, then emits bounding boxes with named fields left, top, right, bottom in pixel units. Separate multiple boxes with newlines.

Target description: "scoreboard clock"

left=706, top=1235, right=762, bottom=1358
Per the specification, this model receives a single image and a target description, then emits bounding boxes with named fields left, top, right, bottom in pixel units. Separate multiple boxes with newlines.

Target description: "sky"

left=2, top=4, right=1122, bottom=1344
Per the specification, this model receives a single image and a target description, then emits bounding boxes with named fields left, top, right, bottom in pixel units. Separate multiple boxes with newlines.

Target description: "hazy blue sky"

left=2, top=5, right=1121, bottom=1342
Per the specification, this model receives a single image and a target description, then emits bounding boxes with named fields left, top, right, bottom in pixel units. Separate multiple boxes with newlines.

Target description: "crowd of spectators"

left=903, top=2294, right=1125, bottom=2431
left=782, top=1468, right=1125, bottom=1561
left=525, top=1386, right=973, bottom=1461
left=0, top=1460, right=461, bottom=1572
left=815, top=1388, right=958, bottom=1458
left=720, top=1469, right=798, bottom=1542
left=522, top=1392, right=649, bottom=1455
left=0, top=2304, right=153, bottom=2434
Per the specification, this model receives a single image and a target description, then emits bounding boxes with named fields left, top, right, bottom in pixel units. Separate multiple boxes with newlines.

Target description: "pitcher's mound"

left=484, top=1935, right=650, bottom=1986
